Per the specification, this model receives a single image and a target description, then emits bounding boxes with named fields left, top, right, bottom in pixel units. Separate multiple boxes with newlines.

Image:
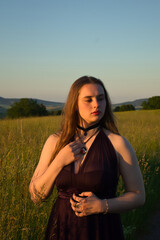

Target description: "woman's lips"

left=91, top=111, right=101, bottom=115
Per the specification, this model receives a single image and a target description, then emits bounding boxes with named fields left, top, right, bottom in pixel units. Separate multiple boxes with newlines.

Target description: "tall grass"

left=0, top=111, right=160, bottom=239
left=0, top=116, right=61, bottom=240
left=116, top=110, right=160, bottom=239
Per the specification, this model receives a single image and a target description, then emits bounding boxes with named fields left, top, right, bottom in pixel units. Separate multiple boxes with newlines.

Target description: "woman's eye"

left=85, top=99, right=92, bottom=102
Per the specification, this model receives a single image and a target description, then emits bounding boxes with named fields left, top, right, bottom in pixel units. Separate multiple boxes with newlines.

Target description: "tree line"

left=7, top=98, right=62, bottom=119
left=6, top=96, right=160, bottom=118
left=141, top=96, right=160, bottom=110
left=114, top=104, right=135, bottom=112
left=114, top=96, right=160, bottom=112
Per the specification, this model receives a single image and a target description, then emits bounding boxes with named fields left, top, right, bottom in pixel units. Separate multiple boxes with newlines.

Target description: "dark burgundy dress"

left=45, top=129, right=124, bottom=240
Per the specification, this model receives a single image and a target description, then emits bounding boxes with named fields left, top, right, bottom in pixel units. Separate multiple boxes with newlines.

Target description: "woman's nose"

left=93, top=98, right=99, bottom=108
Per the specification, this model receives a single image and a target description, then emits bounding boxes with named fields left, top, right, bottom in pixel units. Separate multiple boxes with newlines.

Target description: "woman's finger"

left=70, top=145, right=83, bottom=156
left=75, top=209, right=87, bottom=217
left=70, top=197, right=78, bottom=206
left=78, top=192, right=93, bottom=198
left=70, top=198, right=82, bottom=212
left=72, top=193, right=86, bottom=203
left=69, top=139, right=82, bottom=148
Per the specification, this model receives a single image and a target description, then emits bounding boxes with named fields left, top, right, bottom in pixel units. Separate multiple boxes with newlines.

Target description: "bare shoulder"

left=47, top=132, right=60, bottom=142
left=31, top=133, right=60, bottom=180
left=40, top=133, right=60, bottom=162
left=45, top=133, right=60, bottom=148
left=102, top=128, right=136, bottom=162
left=103, top=129, right=127, bottom=150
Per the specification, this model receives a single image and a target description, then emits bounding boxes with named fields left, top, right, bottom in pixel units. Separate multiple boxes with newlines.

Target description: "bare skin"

left=29, top=83, right=145, bottom=216
left=29, top=136, right=84, bottom=202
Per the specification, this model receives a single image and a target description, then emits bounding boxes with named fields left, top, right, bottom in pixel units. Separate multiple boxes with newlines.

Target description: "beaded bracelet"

left=103, top=199, right=109, bottom=214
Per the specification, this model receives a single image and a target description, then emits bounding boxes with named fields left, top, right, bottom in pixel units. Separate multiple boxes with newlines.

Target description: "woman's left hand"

left=70, top=192, right=104, bottom=217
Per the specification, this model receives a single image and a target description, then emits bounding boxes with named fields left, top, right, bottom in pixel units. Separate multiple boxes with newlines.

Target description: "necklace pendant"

left=80, top=146, right=87, bottom=155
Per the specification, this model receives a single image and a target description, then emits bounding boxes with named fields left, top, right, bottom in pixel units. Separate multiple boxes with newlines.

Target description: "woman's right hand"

left=57, top=140, right=84, bottom=167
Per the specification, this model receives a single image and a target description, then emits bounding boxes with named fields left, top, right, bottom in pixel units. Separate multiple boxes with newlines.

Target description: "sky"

left=0, top=0, right=160, bottom=104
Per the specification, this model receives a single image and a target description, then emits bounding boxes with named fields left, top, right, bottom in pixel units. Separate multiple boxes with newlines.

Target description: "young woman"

left=29, top=76, right=145, bottom=240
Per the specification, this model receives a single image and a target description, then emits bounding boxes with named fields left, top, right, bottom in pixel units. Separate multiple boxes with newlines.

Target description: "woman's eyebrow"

left=82, top=94, right=105, bottom=98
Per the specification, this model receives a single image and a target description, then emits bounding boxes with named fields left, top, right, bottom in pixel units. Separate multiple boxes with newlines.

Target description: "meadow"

left=0, top=110, right=160, bottom=240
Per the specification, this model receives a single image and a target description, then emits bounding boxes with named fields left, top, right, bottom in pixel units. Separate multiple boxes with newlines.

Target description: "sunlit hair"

left=50, top=76, right=119, bottom=164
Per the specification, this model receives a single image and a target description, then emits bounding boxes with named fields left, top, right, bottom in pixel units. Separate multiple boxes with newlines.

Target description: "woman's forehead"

left=78, top=84, right=105, bottom=97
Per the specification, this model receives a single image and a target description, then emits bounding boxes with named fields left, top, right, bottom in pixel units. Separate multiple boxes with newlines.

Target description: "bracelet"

left=103, top=199, right=109, bottom=214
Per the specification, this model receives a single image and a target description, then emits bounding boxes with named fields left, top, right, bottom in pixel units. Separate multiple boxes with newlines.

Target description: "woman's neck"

left=76, top=127, right=100, bottom=143
left=77, top=121, right=100, bottom=137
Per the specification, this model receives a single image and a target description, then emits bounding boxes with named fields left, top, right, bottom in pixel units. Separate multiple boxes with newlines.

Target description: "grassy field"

left=0, top=110, right=160, bottom=240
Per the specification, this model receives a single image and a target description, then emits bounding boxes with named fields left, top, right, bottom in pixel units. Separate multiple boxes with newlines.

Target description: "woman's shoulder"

left=102, top=128, right=131, bottom=153
left=45, top=132, right=61, bottom=147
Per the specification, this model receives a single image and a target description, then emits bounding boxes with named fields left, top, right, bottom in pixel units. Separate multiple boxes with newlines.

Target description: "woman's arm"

left=106, top=134, right=145, bottom=213
left=29, top=135, right=62, bottom=203
left=29, top=135, right=83, bottom=203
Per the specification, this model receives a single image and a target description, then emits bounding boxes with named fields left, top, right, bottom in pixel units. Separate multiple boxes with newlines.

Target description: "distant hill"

left=0, top=97, right=64, bottom=118
left=0, top=96, right=148, bottom=118
left=112, top=98, right=148, bottom=110
left=0, top=97, right=64, bottom=108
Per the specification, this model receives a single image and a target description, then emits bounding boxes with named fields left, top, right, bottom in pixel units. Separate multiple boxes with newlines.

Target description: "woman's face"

left=77, top=83, right=106, bottom=127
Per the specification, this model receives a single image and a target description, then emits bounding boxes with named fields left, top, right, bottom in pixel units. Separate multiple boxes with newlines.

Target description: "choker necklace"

left=77, top=122, right=100, bottom=136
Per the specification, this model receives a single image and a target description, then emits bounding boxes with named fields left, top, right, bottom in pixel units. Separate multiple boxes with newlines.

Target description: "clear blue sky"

left=0, top=0, right=160, bottom=103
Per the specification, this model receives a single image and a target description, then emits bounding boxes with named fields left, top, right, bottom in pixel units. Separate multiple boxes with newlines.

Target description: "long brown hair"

left=50, top=76, right=119, bottom=164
